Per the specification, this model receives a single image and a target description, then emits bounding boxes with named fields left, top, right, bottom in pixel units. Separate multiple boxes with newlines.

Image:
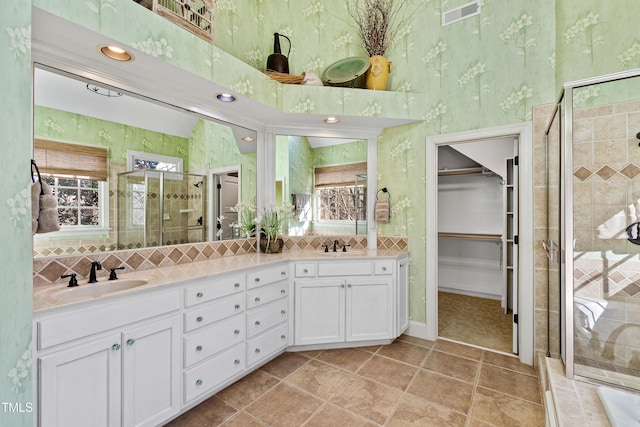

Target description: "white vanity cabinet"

left=294, top=259, right=395, bottom=346
left=36, top=290, right=181, bottom=427
left=245, top=263, right=290, bottom=367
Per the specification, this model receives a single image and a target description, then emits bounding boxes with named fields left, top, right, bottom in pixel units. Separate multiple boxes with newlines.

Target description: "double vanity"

left=32, top=248, right=409, bottom=426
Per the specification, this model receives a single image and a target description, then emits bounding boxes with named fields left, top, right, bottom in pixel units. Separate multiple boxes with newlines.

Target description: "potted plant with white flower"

left=256, top=202, right=295, bottom=253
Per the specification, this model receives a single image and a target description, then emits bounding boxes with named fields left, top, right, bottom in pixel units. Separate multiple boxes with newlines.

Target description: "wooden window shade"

left=34, top=139, right=108, bottom=181
left=314, top=162, right=367, bottom=187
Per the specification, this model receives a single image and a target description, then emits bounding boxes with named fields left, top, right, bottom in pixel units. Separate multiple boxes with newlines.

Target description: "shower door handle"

left=542, top=240, right=560, bottom=263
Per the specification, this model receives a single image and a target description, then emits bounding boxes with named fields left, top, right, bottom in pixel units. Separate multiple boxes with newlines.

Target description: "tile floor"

left=165, top=336, right=544, bottom=426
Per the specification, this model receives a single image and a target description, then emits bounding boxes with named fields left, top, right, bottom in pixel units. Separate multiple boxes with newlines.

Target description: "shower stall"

left=117, top=169, right=207, bottom=249
left=546, top=68, right=640, bottom=390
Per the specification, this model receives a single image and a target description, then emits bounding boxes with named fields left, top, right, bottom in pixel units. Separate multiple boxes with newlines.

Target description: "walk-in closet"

left=437, top=138, right=518, bottom=354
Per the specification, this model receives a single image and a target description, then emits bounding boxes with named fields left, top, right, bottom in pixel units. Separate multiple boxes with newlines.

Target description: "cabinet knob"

left=281, top=289, right=286, bottom=295
left=196, top=379, right=203, bottom=386
left=347, top=283, right=352, bottom=288
left=281, top=310, right=286, bottom=315
left=281, top=271, right=286, bottom=276
left=340, top=284, right=345, bottom=288
left=196, top=345, right=203, bottom=352
left=255, top=320, right=261, bottom=326
left=254, top=277, right=260, bottom=283
left=382, top=266, right=387, bottom=271
left=255, top=348, right=261, bottom=354
left=112, top=344, right=121, bottom=351
left=126, top=339, right=135, bottom=346
left=197, top=316, right=204, bottom=323
left=234, top=304, right=241, bottom=310
left=281, top=335, right=286, bottom=340
left=234, top=282, right=240, bottom=288
left=234, top=359, right=241, bottom=365
left=303, top=268, right=308, bottom=273
left=234, top=329, right=240, bottom=335
left=255, top=297, right=261, bottom=302
left=196, top=292, right=204, bottom=298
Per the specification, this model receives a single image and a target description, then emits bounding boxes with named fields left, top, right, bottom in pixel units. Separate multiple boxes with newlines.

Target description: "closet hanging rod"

left=438, top=232, right=502, bottom=241
left=437, top=166, right=483, bottom=176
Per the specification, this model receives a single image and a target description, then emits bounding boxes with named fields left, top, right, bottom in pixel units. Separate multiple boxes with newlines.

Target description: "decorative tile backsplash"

left=33, top=235, right=408, bottom=288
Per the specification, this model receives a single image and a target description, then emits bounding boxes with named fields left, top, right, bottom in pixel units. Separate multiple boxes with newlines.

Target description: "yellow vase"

left=365, top=55, right=392, bottom=91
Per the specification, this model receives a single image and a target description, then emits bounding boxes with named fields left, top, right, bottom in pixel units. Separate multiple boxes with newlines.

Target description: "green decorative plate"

left=322, top=57, right=369, bottom=88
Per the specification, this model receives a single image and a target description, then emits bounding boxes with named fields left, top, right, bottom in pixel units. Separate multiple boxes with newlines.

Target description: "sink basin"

left=320, top=250, right=365, bottom=257
left=52, top=278, right=152, bottom=300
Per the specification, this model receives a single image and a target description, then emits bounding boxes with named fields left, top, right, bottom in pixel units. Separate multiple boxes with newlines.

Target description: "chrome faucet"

left=88, top=261, right=102, bottom=283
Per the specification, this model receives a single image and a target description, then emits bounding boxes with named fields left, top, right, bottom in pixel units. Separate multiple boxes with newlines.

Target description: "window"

left=314, top=162, right=367, bottom=223
left=43, top=177, right=107, bottom=228
left=127, top=150, right=183, bottom=174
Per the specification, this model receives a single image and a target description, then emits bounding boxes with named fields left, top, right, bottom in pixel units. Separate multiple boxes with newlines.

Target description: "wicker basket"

left=263, top=71, right=304, bottom=85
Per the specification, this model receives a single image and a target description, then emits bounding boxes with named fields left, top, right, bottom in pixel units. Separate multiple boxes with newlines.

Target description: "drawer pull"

left=234, top=282, right=240, bottom=288
left=281, top=335, right=286, bottom=340
left=347, top=283, right=352, bottom=288
left=234, top=359, right=241, bottom=365
left=196, top=292, right=204, bottom=298
left=112, top=344, right=120, bottom=351
left=126, top=339, right=135, bottom=346
left=254, top=277, right=260, bottom=283
left=281, top=271, right=286, bottom=276
left=382, top=266, right=387, bottom=271
left=255, top=297, right=261, bottom=303
left=234, top=304, right=241, bottom=310
left=255, top=320, right=261, bottom=326
left=255, top=348, right=261, bottom=354
left=197, top=316, right=204, bottom=323
left=281, top=310, right=286, bottom=315
left=196, top=345, right=203, bottom=352
left=234, top=329, right=240, bottom=335
left=340, top=284, right=345, bottom=288
left=303, top=268, right=308, bottom=273
left=280, top=289, right=286, bottom=295
left=196, top=379, right=203, bottom=386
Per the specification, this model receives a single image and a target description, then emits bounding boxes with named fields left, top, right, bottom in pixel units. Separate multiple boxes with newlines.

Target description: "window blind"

left=34, top=139, right=109, bottom=181
left=314, top=162, right=367, bottom=187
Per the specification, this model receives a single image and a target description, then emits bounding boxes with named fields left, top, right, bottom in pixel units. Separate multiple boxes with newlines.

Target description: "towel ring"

left=377, top=188, right=390, bottom=200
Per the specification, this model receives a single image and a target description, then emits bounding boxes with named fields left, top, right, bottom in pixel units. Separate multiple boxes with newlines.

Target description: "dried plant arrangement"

left=345, top=0, right=413, bottom=57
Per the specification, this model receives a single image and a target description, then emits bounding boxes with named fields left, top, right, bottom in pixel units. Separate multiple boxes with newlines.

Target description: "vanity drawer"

left=183, top=342, right=245, bottom=403
left=317, top=261, right=372, bottom=277
left=246, top=322, right=289, bottom=367
left=295, top=263, right=316, bottom=277
left=184, top=293, right=244, bottom=332
left=37, top=289, right=180, bottom=350
left=247, top=264, right=289, bottom=289
left=184, top=273, right=245, bottom=307
left=247, top=281, right=288, bottom=309
left=183, top=313, right=245, bottom=368
left=374, top=260, right=394, bottom=275
left=247, top=298, right=289, bottom=338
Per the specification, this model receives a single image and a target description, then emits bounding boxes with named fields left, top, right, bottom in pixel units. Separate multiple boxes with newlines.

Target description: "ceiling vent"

left=442, top=1, right=481, bottom=26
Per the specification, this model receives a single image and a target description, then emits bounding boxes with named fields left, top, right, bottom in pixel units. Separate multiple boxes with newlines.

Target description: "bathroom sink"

left=53, top=278, right=152, bottom=300
left=320, top=250, right=365, bottom=257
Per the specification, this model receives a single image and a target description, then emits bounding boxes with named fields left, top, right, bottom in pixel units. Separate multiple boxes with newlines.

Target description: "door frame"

left=425, top=122, right=534, bottom=365
left=208, top=166, right=241, bottom=241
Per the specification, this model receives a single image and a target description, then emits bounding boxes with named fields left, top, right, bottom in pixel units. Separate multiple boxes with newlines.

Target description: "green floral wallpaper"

left=4, top=1, right=640, bottom=419
left=287, top=136, right=314, bottom=197
left=313, top=140, right=367, bottom=167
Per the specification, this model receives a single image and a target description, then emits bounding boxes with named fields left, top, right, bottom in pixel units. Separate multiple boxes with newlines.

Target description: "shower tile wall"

left=572, top=99, right=640, bottom=376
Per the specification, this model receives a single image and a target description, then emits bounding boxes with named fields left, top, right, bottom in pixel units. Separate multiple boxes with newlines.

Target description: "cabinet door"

left=122, top=316, right=181, bottom=427
left=39, top=334, right=122, bottom=427
left=294, top=279, right=345, bottom=345
left=346, top=278, right=394, bottom=342
left=397, top=258, right=410, bottom=335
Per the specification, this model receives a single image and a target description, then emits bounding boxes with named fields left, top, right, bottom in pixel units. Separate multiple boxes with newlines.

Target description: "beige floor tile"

left=285, top=360, right=353, bottom=400
left=397, top=334, right=436, bottom=348
left=220, top=412, right=264, bottom=427
left=377, top=339, right=430, bottom=366
left=483, top=351, right=537, bottom=376
left=216, top=369, right=280, bottom=409
left=244, top=383, right=323, bottom=427
left=478, top=364, right=541, bottom=404
left=387, top=393, right=467, bottom=426
left=259, top=351, right=310, bottom=379
left=422, top=350, right=480, bottom=383
left=330, top=376, right=403, bottom=424
left=357, top=355, right=418, bottom=390
left=470, top=386, right=544, bottom=426
left=316, top=347, right=372, bottom=372
left=433, top=339, right=484, bottom=361
left=407, top=369, right=474, bottom=414
left=304, top=403, right=378, bottom=427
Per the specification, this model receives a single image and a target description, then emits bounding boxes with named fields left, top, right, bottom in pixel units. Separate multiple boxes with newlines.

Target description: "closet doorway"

left=437, top=138, right=519, bottom=354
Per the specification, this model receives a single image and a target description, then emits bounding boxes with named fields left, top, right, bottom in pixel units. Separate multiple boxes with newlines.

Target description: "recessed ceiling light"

left=98, top=45, right=134, bottom=62
left=324, top=116, right=340, bottom=124
left=217, top=93, right=236, bottom=102
left=241, top=136, right=255, bottom=142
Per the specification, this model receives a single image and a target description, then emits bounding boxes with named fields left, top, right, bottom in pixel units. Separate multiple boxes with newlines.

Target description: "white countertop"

left=34, top=248, right=408, bottom=312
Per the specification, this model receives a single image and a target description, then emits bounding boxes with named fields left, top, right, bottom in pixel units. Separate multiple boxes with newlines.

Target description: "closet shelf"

left=438, top=232, right=502, bottom=241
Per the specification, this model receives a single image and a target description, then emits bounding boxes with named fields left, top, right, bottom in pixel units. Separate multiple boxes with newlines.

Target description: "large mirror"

left=32, top=66, right=257, bottom=257
left=275, top=134, right=367, bottom=237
